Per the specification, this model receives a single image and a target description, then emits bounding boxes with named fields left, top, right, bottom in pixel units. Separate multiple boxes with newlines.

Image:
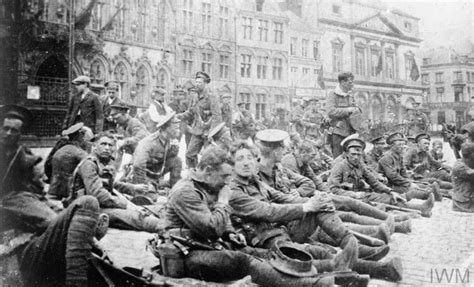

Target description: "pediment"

left=354, top=13, right=402, bottom=35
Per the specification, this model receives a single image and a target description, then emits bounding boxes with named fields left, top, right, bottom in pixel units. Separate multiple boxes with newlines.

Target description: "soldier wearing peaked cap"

left=131, top=112, right=183, bottom=190
left=102, top=81, right=125, bottom=132
left=177, top=71, right=222, bottom=168
left=220, top=93, right=233, bottom=129
left=232, top=100, right=255, bottom=140
left=63, top=75, right=104, bottom=133
left=364, top=134, right=387, bottom=171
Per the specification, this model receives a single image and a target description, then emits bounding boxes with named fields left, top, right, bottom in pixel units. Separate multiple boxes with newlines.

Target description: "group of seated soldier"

left=2, top=99, right=474, bottom=286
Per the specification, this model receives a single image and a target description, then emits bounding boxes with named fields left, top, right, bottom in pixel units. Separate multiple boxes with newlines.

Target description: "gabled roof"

left=353, top=12, right=402, bottom=35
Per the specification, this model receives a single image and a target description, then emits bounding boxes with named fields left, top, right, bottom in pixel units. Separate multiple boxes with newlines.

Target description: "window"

left=467, top=72, right=471, bottom=83
left=183, top=0, right=193, bottom=33
left=241, top=54, right=252, bottom=78
left=272, top=57, right=283, bottom=80
left=275, top=94, right=284, bottom=103
left=274, top=22, right=283, bottom=44
left=243, top=17, right=253, bottom=39
left=135, top=65, right=150, bottom=107
left=182, top=49, right=193, bottom=74
left=468, top=87, right=471, bottom=98
left=113, top=0, right=126, bottom=39
left=256, top=0, right=264, bottom=11
left=239, top=93, right=251, bottom=110
left=421, top=73, right=430, bottom=85
left=201, top=2, right=211, bottom=35
left=435, top=72, right=444, bottom=83
left=313, top=41, right=319, bottom=59
left=201, top=52, right=212, bottom=74
left=219, top=55, right=229, bottom=79
left=332, top=44, right=343, bottom=73
left=91, top=1, right=104, bottom=31
left=405, top=56, right=413, bottom=81
left=135, top=0, right=147, bottom=43
left=386, top=53, right=394, bottom=79
left=258, top=19, right=269, bottom=41
left=257, top=56, right=267, bottom=79
left=302, top=67, right=309, bottom=75
left=255, top=93, right=266, bottom=120
left=218, top=5, right=229, bottom=38
left=332, top=4, right=341, bottom=14
left=437, top=111, right=446, bottom=124
left=370, top=50, right=380, bottom=77
left=436, top=87, right=444, bottom=102
left=302, top=39, right=309, bottom=57
left=404, top=21, right=412, bottom=31
left=454, top=87, right=464, bottom=102
left=355, top=48, right=365, bottom=76
left=471, top=72, right=474, bottom=83
left=290, top=37, right=297, bottom=56
left=113, top=62, right=129, bottom=101
left=291, top=66, right=298, bottom=73
left=90, top=59, right=106, bottom=85
left=454, top=71, right=463, bottom=82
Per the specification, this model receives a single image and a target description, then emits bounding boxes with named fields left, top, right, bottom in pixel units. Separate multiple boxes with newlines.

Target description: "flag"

left=410, top=58, right=420, bottom=81
left=317, top=65, right=325, bottom=89
left=375, top=54, right=383, bottom=75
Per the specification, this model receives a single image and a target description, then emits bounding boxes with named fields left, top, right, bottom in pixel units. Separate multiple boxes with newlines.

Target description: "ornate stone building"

left=421, top=47, right=474, bottom=130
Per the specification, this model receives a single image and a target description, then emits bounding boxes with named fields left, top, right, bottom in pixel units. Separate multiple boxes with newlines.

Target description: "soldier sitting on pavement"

left=68, top=131, right=164, bottom=232
left=451, top=142, right=474, bottom=213
left=228, top=141, right=403, bottom=282
left=165, top=145, right=339, bottom=286
left=364, top=134, right=388, bottom=171
left=329, top=134, right=435, bottom=217
left=130, top=112, right=182, bottom=192
left=377, top=132, right=437, bottom=217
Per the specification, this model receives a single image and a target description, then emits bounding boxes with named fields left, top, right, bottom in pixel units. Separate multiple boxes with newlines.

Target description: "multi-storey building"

left=421, top=47, right=474, bottom=130
left=235, top=0, right=290, bottom=120
left=282, top=0, right=424, bottom=123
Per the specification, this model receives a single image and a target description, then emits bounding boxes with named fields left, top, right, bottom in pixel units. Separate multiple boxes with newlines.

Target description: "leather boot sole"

left=360, top=244, right=390, bottom=261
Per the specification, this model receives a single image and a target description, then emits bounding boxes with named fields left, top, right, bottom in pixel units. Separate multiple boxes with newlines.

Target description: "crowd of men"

left=1, top=70, right=474, bottom=286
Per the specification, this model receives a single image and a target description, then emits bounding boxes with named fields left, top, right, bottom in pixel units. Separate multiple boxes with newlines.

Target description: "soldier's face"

left=94, top=136, right=116, bottom=159
left=195, top=78, right=205, bottom=91
left=234, top=148, right=256, bottom=178
left=340, top=78, right=354, bottom=92
left=107, top=88, right=118, bottom=99
left=163, top=119, right=181, bottom=139
left=111, top=112, right=127, bottom=125
left=206, top=163, right=233, bottom=191
left=392, top=140, right=407, bottom=154
left=346, top=147, right=362, bottom=165
left=300, top=148, right=315, bottom=164
left=273, top=146, right=284, bottom=162
left=418, top=139, right=430, bottom=152
left=1, top=118, right=23, bottom=146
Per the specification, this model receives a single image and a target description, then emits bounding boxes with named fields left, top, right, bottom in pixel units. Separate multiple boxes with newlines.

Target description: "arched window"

left=386, top=96, right=399, bottom=123
left=113, top=62, right=129, bottom=102
left=135, top=65, right=150, bottom=106
left=255, top=92, right=267, bottom=120
left=157, top=68, right=169, bottom=88
left=90, top=59, right=106, bottom=85
left=355, top=93, right=369, bottom=119
left=372, top=94, right=383, bottom=121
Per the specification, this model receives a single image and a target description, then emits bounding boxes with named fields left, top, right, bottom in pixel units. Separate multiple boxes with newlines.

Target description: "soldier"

left=377, top=132, right=437, bottom=216
left=232, top=100, right=255, bottom=140
left=430, top=140, right=444, bottom=162
left=131, top=112, right=182, bottom=190
left=302, top=98, right=325, bottom=141
left=69, top=131, right=163, bottom=232
left=407, top=102, right=429, bottom=136
left=364, top=134, right=387, bottom=171
left=48, top=123, right=89, bottom=199
left=102, top=81, right=124, bottom=131
left=326, top=72, right=359, bottom=157
left=139, top=87, right=174, bottom=133
left=0, top=105, right=57, bottom=232
left=220, top=93, right=233, bottom=128
left=207, top=122, right=233, bottom=151
left=178, top=71, right=222, bottom=168
left=109, top=104, right=149, bottom=155
left=272, top=107, right=290, bottom=132
left=169, top=87, right=189, bottom=142
left=63, top=76, right=104, bottom=133
left=229, top=141, right=403, bottom=281
left=290, top=99, right=306, bottom=138
left=451, top=143, right=474, bottom=212
left=165, top=145, right=337, bottom=286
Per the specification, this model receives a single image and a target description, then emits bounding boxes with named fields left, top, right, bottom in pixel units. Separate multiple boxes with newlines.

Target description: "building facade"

left=421, top=48, right=474, bottom=130
left=283, top=0, right=424, bottom=124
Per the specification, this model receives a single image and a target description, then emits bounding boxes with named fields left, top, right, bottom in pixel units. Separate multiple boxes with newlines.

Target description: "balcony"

left=452, top=79, right=466, bottom=86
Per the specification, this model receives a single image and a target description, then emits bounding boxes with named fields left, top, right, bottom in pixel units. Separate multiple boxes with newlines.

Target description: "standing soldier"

left=63, top=75, right=104, bottom=133
left=169, top=86, right=189, bottom=142
left=273, top=106, right=290, bottom=132
left=220, top=93, right=233, bottom=128
left=109, top=104, right=149, bottom=155
left=178, top=71, right=222, bottom=168
left=327, top=72, right=360, bottom=157
left=407, top=102, right=429, bottom=136
left=302, top=98, right=325, bottom=141
left=232, top=101, right=255, bottom=140
left=290, top=99, right=306, bottom=138
left=102, top=81, right=124, bottom=132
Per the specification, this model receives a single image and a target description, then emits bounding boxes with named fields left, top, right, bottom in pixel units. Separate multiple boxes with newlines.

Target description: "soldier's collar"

left=232, top=174, right=251, bottom=186
left=334, top=85, right=351, bottom=97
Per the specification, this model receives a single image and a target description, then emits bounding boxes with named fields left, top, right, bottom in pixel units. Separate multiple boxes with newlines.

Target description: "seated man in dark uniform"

left=451, top=143, right=474, bottom=213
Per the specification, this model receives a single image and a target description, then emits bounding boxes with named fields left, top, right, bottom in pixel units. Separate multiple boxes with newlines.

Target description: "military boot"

left=95, top=213, right=109, bottom=240
left=345, top=223, right=391, bottom=244
left=312, top=236, right=358, bottom=272
left=392, top=211, right=421, bottom=221
left=431, top=182, right=442, bottom=201
left=404, top=193, right=435, bottom=217
left=406, top=185, right=431, bottom=201
left=358, top=244, right=390, bottom=261
left=394, top=220, right=412, bottom=233
left=353, top=257, right=403, bottom=282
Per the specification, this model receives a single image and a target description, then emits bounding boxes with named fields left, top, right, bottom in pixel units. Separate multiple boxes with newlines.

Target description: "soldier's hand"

left=133, top=184, right=149, bottom=194
left=302, top=194, right=335, bottom=213
left=390, top=192, right=406, bottom=204
left=229, top=233, right=247, bottom=246
left=218, top=185, right=233, bottom=204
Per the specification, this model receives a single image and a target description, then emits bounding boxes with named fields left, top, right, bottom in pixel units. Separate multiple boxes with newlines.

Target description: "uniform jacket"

left=257, top=162, right=315, bottom=197
left=165, top=172, right=234, bottom=241
left=328, top=155, right=391, bottom=194
left=365, top=148, right=385, bottom=171
left=451, top=159, right=474, bottom=203
left=131, top=132, right=179, bottom=184
left=326, top=85, right=356, bottom=137
left=119, top=117, right=149, bottom=153
left=229, top=175, right=306, bottom=246
left=63, top=90, right=104, bottom=133
left=404, top=147, right=443, bottom=176
left=281, top=153, right=328, bottom=192
left=49, top=143, right=88, bottom=198
left=179, top=88, right=222, bottom=136
left=221, top=103, right=233, bottom=128
left=377, top=149, right=411, bottom=188
left=302, top=108, right=324, bottom=138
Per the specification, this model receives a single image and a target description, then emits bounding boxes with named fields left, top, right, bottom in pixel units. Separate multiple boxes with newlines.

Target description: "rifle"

left=371, top=202, right=422, bottom=215
left=350, top=231, right=385, bottom=247
left=110, top=189, right=161, bottom=218
left=169, top=234, right=219, bottom=251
